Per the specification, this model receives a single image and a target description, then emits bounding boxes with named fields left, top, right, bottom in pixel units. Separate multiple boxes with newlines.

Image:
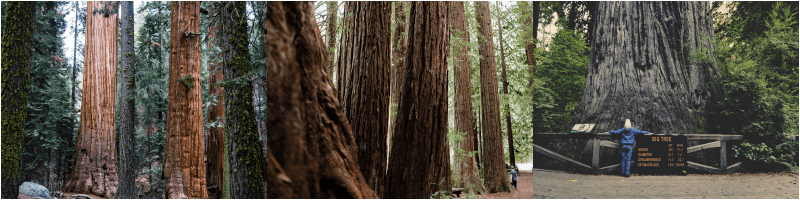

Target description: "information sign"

left=632, top=135, right=687, bottom=174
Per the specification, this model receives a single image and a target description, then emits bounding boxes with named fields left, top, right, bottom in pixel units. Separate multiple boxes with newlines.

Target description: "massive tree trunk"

left=388, top=1, right=408, bottom=156
left=496, top=2, right=515, bottom=167
left=220, top=2, right=265, bottom=198
left=449, top=1, right=485, bottom=195
left=568, top=2, right=717, bottom=135
left=326, top=1, right=337, bottom=77
left=206, top=7, right=225, bottom=199
left=384, top=2, right=451, bottom=199
left=116, top=1, right=136, bottom=199
left=164, top=2, right=207, bottom=199
left=266, top=2, right=377, bottom=198
left=335, top=2, right=390, bottom=198
left=1, top=2, right=33, bottom=198
left=475, top=1, right=513, bottom=193
left=64, top=2, right=119, bottom=198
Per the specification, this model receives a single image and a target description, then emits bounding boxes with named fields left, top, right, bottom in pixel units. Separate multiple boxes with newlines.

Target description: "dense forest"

left=2, top=1, right=267, bottom=198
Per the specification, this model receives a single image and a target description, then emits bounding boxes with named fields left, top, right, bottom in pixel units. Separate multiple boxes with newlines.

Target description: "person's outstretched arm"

left=609, top=128, right=626, bottom=135
left=632, top=128, right=649, bottom=135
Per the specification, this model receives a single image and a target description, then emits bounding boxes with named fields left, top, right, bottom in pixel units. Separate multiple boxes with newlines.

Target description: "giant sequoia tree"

left=205, top=6, right=225, bottom=199
left=335, top=2, right=390, bottom=197
left=116, top=1, right=136, bottom=199
left=220, top=1, right=265, bottom=198
left=163, top=2, right=207, bottom=198
left=266, top=2, right=377, bottom=198
left=568, top=2, right=717, bottom=134
left=449, top=1, right=485, bottom=195
left=384, top=2, right=451, bottom=198
left=1, top=2, right=33, bottom=198
left=475, top=1, right=513, bottom=193
left=64, top=2, right=119, bottom=198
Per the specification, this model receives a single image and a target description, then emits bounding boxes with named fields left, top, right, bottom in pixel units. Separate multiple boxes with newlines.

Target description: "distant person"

left=609, top=119, right=651, bottom=177
left=510, top=167, right=518, bottom=189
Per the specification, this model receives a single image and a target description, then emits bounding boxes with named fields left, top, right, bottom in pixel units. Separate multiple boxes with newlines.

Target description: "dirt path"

left=478, top=171, right=533, bottom=199
left=530, top=168, right=798, bottom=199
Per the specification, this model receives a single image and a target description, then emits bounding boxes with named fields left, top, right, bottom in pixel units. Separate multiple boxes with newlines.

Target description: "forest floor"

left=529, top=168, right=798, bottom=199
left=478, top=170, right=534, bottom=199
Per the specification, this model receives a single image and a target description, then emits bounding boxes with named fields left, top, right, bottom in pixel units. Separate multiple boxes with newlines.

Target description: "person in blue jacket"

left=510, top=167, right=518, bottom=189
left=609, top=119, right=651, bottom=177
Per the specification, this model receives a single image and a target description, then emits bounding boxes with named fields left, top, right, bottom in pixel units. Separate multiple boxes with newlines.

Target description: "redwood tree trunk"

left=496, top=2, right=515, bottom=167
left=64, top=2, right=119, bottom=198
left=164, top=2, right=207, bottom=199
left=1, top=2, right=33, bottom=198
left=525, top=2, right=540, bottom=99
left=266, top=2, right=377, bottom=198
left=221, top=2, right=264, bottom=198
left=206, top=7, right=225, bottom=199
left=475, top=1, right=513, bottom=193
left=568, top=2, right=717, bottom=134
left=326, top=1, right=337, bottom=76
left=384, top=2, right=451, bottom=198
left=335, top=2, right=390, bottom=198
left=450, top=1, right=485, bottom=195
left=388, top=1, right=408, bottom=155
left=116, top=1, right=137, bottom=199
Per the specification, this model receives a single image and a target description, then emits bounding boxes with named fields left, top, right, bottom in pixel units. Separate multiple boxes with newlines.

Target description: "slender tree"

left=164, top=2, right=207, bottom=198
left=115, top=1, right=136, bottom=199
left=384, top=2, right=451, bottom=198
left=266, top=2, right=377, bottom=198
left=220, top=1, right=265, bottom=198
left=524, top=2, right=540, bottom=102
left=206, top=6, right=225, bottom=200
left=336, top=2, right=390, bottom=197
left=568, top=2, right=718, bottom=134
left=388, top=1, right=408, bottom=153
left=450, top=1, right=486, bottom=195
left=1, top=2, right=33, bottom=198
left=326, top=1, right=337, bottom=76
left=475, top=1, right=513, bottom=193
left=496, top=2, right=515, bottom=167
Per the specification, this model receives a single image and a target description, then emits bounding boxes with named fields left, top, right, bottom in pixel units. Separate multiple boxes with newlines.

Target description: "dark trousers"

left=511, top=179, right=517, bottom=189
left=621, top=144, right=633, bottom=174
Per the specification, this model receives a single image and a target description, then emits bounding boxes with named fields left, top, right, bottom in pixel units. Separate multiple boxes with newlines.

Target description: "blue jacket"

left=609, top=128, right=648, bottom=145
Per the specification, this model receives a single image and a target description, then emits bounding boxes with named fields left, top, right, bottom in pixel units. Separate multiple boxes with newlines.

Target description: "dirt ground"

left=530, top=168, right=799, bottom=199
left=477, top=170, right=534, bottom=199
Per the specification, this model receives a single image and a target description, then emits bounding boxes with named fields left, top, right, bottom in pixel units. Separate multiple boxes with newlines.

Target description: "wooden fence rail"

left=532, top=132, right=744, bottom=174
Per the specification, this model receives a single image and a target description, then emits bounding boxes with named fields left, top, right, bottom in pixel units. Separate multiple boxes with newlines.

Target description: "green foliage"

left=709, top=2, right=798, bottom=171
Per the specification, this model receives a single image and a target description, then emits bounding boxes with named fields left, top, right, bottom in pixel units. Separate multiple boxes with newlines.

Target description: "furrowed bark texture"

left=221, top=2, right=265, bottom=198
left=1, top=2, right=33, bottom=198
left=384, top=2, right=451, bottom=199
left=206, top=7, right=224, bottom=199
left=64, top=2, right=119, bottom=198
left=496, top=2, right=515, bottom=167
left=164, top=2, right=207, bottom=199
left=116, top=1, right=137, bottom=199
left=335, top=2, right=391, bottom=198
left=449, top=1, right=485, bottom=195
left=326, top=1, right=337, bottom=76
left=266, top=2, right=377, bottom=198
left=568, top=2, right=718, bottom=135
left=388, top=1, right=408, bottom=154
left=475, top=1, right=513, bottom=193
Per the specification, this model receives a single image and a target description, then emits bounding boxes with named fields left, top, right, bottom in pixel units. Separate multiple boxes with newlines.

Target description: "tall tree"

left=116, top=1, right=137, bottom=199
left=496, top=2, right=515, bottom=167
left=220, top=1, right=265, bottom=198
left=1, top=2, right=33, bottom=198
left=450, top=1, right=485, bottom=195
left=326, top=1, right=337, bottom=76
left=388, top=1, right=408, bottom=153
left=335, top=2, right=390, bottom=197
left=475, top=1, right=512, bottom=193
left=266, top=2, right=377, bottom=198
left=64, top=2, right=119, bottom=198
left=384, top=2, right=451, bottom=198
left=206, top=6, right=225, bottom=200
left=164, top=2, right=207, bottom=198
left=568, top=2, right=717, bottom=134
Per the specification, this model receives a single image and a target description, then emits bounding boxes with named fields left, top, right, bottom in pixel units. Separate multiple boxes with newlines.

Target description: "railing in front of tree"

left=532, top=133, right=744, bottom=174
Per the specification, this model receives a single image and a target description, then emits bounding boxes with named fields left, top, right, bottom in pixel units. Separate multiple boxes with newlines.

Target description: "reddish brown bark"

left=63, top=2, right=119, bottom=198
left=266, top=2, right=377, bottom=198
left=326, top=1, right=338, bottom=76
left=450, top=1, right=486, bottom=195
left=164, top=2, right=207, bottom=199
left=388, top=1, right=408, bottom=154
left=523, top=2, right=540, bottom=96
left=206, top=7, right=225, bottom=199
left=335, top=2, right=391, bottom=198
left=475, top=1, right=513, bottom=193
left=384, top=2, right=451, bottom=198
left=496, top=2, right=515, bottom=167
